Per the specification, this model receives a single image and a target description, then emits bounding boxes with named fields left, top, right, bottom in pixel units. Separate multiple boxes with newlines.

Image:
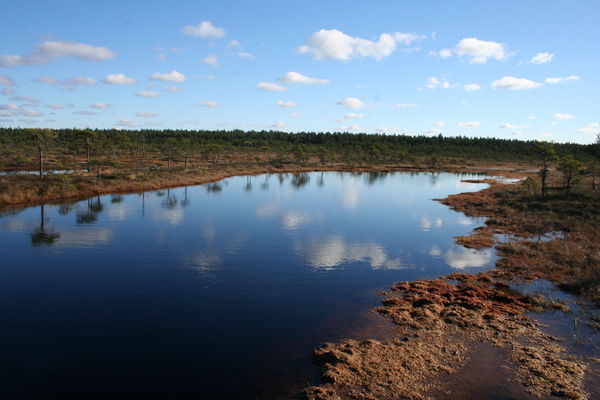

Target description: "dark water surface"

left=0, top=172, right=496, bottom=399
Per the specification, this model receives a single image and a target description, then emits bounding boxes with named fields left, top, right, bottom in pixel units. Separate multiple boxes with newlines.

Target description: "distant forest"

left=0, top=127, right=597, bottom=170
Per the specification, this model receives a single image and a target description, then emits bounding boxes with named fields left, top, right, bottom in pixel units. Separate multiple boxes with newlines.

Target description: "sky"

left=0, top=0, right=598, bottom=143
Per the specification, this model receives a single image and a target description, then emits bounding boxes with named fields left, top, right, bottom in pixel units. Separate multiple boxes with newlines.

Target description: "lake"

left=0, top=171, right=496, bottom=399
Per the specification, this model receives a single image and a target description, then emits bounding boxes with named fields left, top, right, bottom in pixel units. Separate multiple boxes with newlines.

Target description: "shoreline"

left=304, top=175, right=599, bottom=400
left=0, top=161, right=531, bottom=210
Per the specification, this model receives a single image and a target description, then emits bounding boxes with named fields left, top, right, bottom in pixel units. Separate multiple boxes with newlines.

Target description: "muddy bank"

left=305, top=273, right=587, bottom=400
left=304, top=175, right=600, bottom=400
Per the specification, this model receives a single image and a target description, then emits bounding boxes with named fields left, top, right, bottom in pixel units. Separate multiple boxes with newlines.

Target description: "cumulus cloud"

left=529, top=52, right=554, bottom=64
left=499, top=123, right=520, bottom=130
left=0, top=40, right=116, bottom=67
left=46, top=104, right=64, bottom=110
left=491, top=76, right=542, bottom=90
left=136, top=91, right=160, bottom=98
left=434, top=120, right=446, bottom=127
left=578, top=123, right=599, bottom=134
left=136, top=112, right=159, bottom=118
left=11, top=95, right=40, bottom=103
left=0, top=74, right=15, bottom=86
left=453, top=37, right=508, bottom=64
left=343, top=112, right=364, bottom=119
left=553, top=113, right=574, bottom=120
left=197, top=101, right=220, bottom=108
left=201, top=54, right=219, bottom=67
left=256, top=82, right=287, bottom=91
left=425, top=128, right=444, bottom=135
left=90, top=102, right=110, bottom=109
left=237, top=52, right=255, bottom=60
left=270, top=121, right=287, bottom=129
left=22, top=109, right=43, bottom=117
left=339, top=124, right=362, bottom=131
left=116, top=118, right=139, bottom=128
left=73, top=111, right=96, bottom=115
left=278, top=71, right=329, bottom=85
left=298, top=29, right=425, bottom=61
left=181, top=21, right=226, bottom=38
left=150, top=70, right=186, bottom=83
left=34, top=76, right=97, bottom=90
left=276, top=100, right=297, bottom=107
left=464, top=83, right=481, bottom=91
left=394, top=103, right=418, bottom=108
left=103, top=73, right=136, bottom=85
left=458, top=121, right=481, bottom=128
left=424, top=77, right=452, bottom=90
left=336, top=97, right=365, bottom=109
left=1, top=88, right=15, bottom=95
left=544, top=75, right=580, bottom=84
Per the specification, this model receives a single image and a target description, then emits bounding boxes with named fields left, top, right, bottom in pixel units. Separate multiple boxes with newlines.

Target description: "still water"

left=0, top=171, right=495, bottom=399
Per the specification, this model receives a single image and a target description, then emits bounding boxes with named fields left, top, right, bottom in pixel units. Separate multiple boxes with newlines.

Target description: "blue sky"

left=0, top=0, right=598, bottom=143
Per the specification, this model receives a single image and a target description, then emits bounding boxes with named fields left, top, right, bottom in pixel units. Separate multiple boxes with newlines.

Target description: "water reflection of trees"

left=366, top=171, right=388, bottom=185
left=162, top=189, right=178, bottom=209
left=76, top=197, right=104, bottom=224
left=206, top=183, right=222, bottom=193
left=291, top=173, right=310, bottom=189
left=30, top=204, right=60, bottom=246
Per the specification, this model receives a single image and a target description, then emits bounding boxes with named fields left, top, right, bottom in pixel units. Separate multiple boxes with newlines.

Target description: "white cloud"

left=444, top=248, right=493, bottom=269
left=578, top=123, right=600, bottom=134
left=424, top=77, right=451, bottom=89
left=73, top=111, right=96, bottom=115
left=394, top=103, right=418, bottom=108
left=529, top=52, right=554, bottom=64
left=0, top=104, right=20, bottom=111
left=528, top=115, right=540, bottom=120
left=35, top=76, right=60, bottom=85
left=298, top=29, right=425, bottom=61
left=499, top=123, right=519, bottom=130
left=458, top=121, right=481, bottom=128
left=201, top=54, right=219, bottom=67
left=103, top=73, right=136, bottom=85
left=116, top=118, right=139, bottom=128
left=278, top=71, right=329, bottom=85
left=1, top=88, right=15, bottom=95
left=512, top=131, right=525, bottom=136
left=276, top=100, right=297, bottom=107
left=425, top=128, right=444, bottom=135
left=63, top=77, right=97, bottom=90
left=0, top=74, right=15, bottom=86
left=196, top=75, right=217, bottom=80
left=0, top=40, right=116, bottom=67
left=150, top=70, right=186, bottom=83
left=336, top=97, right=364, bottom=109
left=237, top=51, right=255, bottom=60
left=136, top=91, right=161, bottom=98
left=46, top=104, right=64, bottom=110
left=227, top=40, right=241, bottom=48
left=197, top=101, right=220, bottom=108
left=256, top=82, right=287, bottom=91
left=553, top=113, right=574, bottom=120
left=540, top=132, right=553, bottom=139
left=464, top=83, right=481, bottom=91
left=181, top=21, right=226, bottom=38
left=492, top=76, right=542, bottom=90
left=343, top=112, right=364, bottom=119
left=434, top=120, right=446, bottom=127
left=11, top=95, right=40, bottom=103
left=163, top=86, right=181, bottom=92
left=429, top=48, right=453, bottom=58
left=290, top=112, right=299, bottom=118
left=270, top=121, right=287, bottom=129
left=454, top=37, right=508, bottom=64
left=544, top=75, right=580, bottom=84
left=340, top=124, right=362, bottom=131
left=90, top=102, right=110, bottom=109
left=136, top=112, right=159, bottom=118
left=22, top=109, right=43, bottom=117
